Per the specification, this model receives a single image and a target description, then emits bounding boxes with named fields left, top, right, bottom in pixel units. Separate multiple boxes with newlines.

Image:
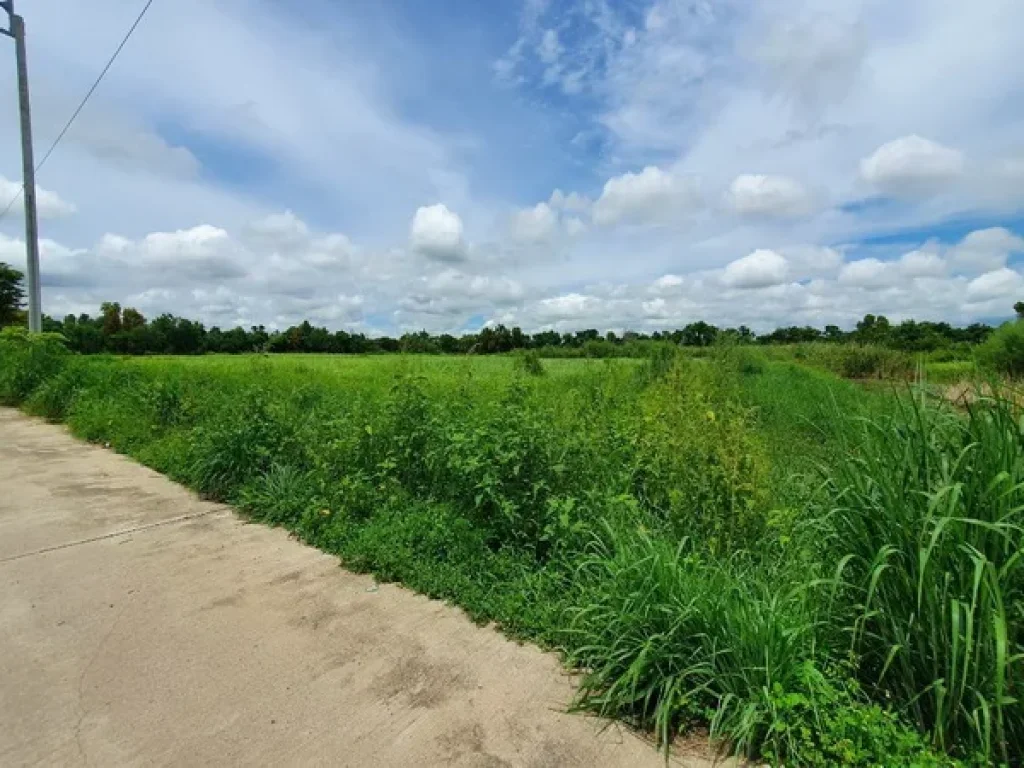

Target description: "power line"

left=0, top=0, right=156, bottom=221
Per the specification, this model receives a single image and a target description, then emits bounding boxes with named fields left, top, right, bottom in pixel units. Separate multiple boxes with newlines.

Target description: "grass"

left=2, top=329, right=1019, bottom=766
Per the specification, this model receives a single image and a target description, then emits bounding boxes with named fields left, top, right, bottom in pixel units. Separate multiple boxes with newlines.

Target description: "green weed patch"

left=2, top=335, right=1011, bottom=766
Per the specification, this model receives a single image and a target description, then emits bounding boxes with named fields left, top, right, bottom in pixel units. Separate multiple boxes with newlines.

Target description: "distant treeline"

left=21, top=300, right=1022, bottom=356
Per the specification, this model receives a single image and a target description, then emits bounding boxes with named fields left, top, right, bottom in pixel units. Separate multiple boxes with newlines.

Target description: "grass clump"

left=817, top=392, right=1024, bottom=763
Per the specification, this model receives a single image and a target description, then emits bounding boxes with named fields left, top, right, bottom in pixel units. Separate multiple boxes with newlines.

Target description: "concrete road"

left=0, top=409, right=711, bottom=767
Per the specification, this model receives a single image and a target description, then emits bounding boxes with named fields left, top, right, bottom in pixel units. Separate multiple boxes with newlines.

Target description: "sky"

left=1, top=0, right=1023, bottom=335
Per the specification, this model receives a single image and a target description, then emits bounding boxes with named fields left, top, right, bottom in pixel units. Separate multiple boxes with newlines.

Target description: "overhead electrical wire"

left=0, top=0, right=156, bottom=221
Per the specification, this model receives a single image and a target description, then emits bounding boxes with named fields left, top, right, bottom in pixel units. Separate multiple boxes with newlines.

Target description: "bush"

left=0, top=327, right=69, bottom=404
left=778, top=343, right=916, bottom=380
left=976, top=319, right=1024, bottom=378
left=631, top=358, right=770, bottom=552
left=511, top=348, right=546, bottom=376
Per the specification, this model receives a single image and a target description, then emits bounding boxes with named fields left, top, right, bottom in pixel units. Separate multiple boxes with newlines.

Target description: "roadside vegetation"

left=3, top=326, right=1022, bottom=766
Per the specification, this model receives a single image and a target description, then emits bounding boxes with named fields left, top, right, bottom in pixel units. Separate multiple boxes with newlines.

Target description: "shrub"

left=782, top=343, right=916, bottom=380
left=512, top=348, right=546, bottom=376
left=0, top=327, right=69, bottom=404
left=631, top=359, right=770, bottom=552
left=976, top=319, right=1024, bottom=378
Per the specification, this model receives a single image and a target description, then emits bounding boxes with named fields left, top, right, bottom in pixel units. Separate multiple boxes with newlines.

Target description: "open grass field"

left=2, top=333, right=1022, bottom=766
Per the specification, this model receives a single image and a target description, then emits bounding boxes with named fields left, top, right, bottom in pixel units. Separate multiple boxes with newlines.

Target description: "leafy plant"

left=512, top=348, right=546, bottom=376
left=976, top=319, right=1024, bottom=379
left=819, top=392, right=1024, bottom=762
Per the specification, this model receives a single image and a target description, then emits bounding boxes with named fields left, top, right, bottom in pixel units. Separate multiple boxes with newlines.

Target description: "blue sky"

left=1, top=0, right=1023, bottom=334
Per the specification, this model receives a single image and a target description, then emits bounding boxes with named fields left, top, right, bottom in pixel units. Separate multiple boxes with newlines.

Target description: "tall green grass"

left=817, top=392, right=1024, bottom=762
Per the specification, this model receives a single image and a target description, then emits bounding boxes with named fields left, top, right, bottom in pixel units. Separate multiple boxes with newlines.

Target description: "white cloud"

left=534, top=292, right=601, bottom=322
left=548, top=189, right=590, bottom=213
left=949, top=227, right=1024, bottom=273
left=245, top=210, right=310, bottom=248
left=564, top=217, right=587, bottom=237
left=898, top=249, right=946, bottom=278
left=592, top=166, right=697, bottom=226
left=781, top=246, right=843, bottom=279
left=651, top=274, right=684, bottom=291
left=0, top=175, right=77, bottom=219
left=410, top=204, right=466, bottom=262
left=839, top=258, right=891, bottom=288
left=859, top=135, right=965, bottom=193
left=722, top=249, right=788, bottom=289
left=538, top=29, right=561, bottom=65
left=132, top=225, right=247, bottom=279
left=511, top=202, right=558, bottom=242
left=727, top=174, right=810, bottom=217
left=966, top=268, right=1024, bottom=302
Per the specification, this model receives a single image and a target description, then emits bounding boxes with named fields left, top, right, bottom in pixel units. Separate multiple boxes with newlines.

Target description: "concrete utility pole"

left=2, top=0, right=42, bottom=332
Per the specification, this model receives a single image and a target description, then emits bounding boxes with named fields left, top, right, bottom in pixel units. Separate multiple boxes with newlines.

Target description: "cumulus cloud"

left=966, top=268, right=1024, bottom=302
left=132, top=225, right=247, bottom=279
left=727, top=174, right=810, bottom=217
left=511, top=202, right=558, bottom=242
left=898, top=249, right=946, bottom=278
left=781, top=246, right=843, bottom=279
left=651, top=274, right=685, bottom=292
left=244, top=210, right=310, bottom=248
left=949, top=227, right=1024, bottom=273
left=410, top=204, right=466, bottom=262
left=859, top=135, right=965, bottom=194
left=564, top=217, right=587, bottom=237
left=0, top=175, right=77, bottom=219
left=401, top=268, right=526, bottom=319
left=548, top=189, right=591, bottom=213
left=838, top=258, right=891, bottom=288
left=592, top=166, right=698, bottom=226
left=722, top=249, right=788, bottom=289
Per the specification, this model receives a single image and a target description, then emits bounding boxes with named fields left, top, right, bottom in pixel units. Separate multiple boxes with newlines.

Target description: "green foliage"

left=779, top=342, right=916, bottom=379
left=632, top=358, right=770, bottom=551
left=0, top=326, right=69, bottom=404
left=0, top=345, right=1009, bottom=766
left=976, top=319, right=1024, bottom=378
left=817, top=393, right=1024, bottom=762
left=512, top=348, right=546, bottom=376
left=0, top=261, right=25, bottom=327
left=758, top=668, right=952, bottom=767
left=186, top=390, right=303, bottom=501
left=238, top=463, right=318, bottom=526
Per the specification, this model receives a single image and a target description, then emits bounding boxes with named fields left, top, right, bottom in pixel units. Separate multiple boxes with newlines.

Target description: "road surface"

left=0, top=409, right=715, bottom=767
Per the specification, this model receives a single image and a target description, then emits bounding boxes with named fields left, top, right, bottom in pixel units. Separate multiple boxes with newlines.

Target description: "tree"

left=100, top=302, right=123, bottom=336
left=681, top=321, right=718, bottom=347
left=121, top=307, right=146, bottom=331
left=1015, top=301, right=1024, bottom=319
left=0, top=262, right=25, bottom=327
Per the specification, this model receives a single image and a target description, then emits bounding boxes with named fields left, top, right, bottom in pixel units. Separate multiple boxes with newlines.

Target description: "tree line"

left=2, top=261, right=1022, bottom=356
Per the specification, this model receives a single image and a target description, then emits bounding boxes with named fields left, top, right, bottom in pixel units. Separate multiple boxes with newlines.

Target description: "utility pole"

left=2, top=0, right=41, bottom=332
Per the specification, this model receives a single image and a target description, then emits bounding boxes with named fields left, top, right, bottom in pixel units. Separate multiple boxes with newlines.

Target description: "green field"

left=2, top=334, right=1021, bottom=766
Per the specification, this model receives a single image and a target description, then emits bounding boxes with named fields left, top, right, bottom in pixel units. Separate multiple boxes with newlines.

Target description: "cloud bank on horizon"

left=1, top=0, right=1023, bottom=334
